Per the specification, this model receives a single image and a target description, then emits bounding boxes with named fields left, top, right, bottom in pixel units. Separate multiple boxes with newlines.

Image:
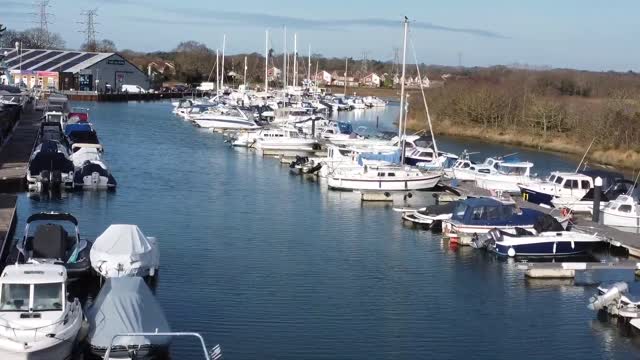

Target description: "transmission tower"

left=360, top=51, right=368, bottom=74
left=31, top=0, right=52, bottom=47
left=391, top=47, right=400, bottom=76
left=79, top=9, right=99, bottom=50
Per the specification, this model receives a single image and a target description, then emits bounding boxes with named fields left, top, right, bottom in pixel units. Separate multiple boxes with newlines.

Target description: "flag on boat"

left=210, top=344, right=223, bottom=360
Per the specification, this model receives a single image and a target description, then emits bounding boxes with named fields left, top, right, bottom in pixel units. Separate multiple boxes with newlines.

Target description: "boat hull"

left=327, top=173, right=441, bottom=191
left=519, top=187, right=555, bottom=206
left=0, top=338, right=75, bottom=360
left=193, top=118, right=259, bottom=130
left=493, top=238, right=598, bottom=257
left=602, top=210, right=640, bottom=228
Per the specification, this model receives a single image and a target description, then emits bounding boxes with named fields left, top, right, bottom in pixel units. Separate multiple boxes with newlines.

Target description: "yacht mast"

left=243, top=56, right=247, bottom=87
left=283, top=27, right=287, bottom=90
left=398, top=16, right=409, bottom=142
left=293, top=33, right=298, bottom=87
left=265, top=30, right=269, bottom=93
left=308, top=44, right=311, bottom=86
left=314, top=60, right=319, bottom=88
left=221, top=34, right=226, bottom=89
left=215, top=49, right=219, bottom=95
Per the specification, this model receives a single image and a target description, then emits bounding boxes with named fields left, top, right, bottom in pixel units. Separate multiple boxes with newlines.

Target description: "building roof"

left=0, top=48, right=115, bottom=73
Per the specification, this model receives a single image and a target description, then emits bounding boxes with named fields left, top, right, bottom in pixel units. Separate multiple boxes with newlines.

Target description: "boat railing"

left=104, top=332, right=219, bottom=360
left=0, top=300, right=78, bottom=342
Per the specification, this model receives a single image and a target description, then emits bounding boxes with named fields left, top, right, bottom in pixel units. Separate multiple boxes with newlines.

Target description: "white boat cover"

left=90, top=224, right=159, bottom=278
left=71, top=147, right=102, bottom=167
left=87, top=277, right=171, bottom=349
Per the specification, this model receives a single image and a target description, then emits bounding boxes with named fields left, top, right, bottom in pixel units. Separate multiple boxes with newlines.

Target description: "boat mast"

left=308, top=44, right=311, bottom=88
left=265, top=30, right=269, bottom=93
left=410, top=40, right=438, bottom=157
left=343, top=58, right=348, bottom=95
left=398, top=17, right=409, bottom=163
left=314, top=60, right=319, bottom=88
left=215, top=49, right=219, bottom=95
left=293, top=33, right=298, bottom=87
left=243, top=56, right=247, bottom=87
left=221, top=34, right=226, bottom=90
left=283, top=26, right=287, bottom=90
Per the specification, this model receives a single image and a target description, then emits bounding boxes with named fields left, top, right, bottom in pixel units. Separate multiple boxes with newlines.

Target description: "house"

left=267, top=66, right=281, bottom=81
left=311, top=70, right=332, bottom=85
left=360, top=73, right=381, bottom=87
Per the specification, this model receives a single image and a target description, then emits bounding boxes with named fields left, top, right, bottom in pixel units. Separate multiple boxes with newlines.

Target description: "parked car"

left=121, top=84, right=147, bottom=94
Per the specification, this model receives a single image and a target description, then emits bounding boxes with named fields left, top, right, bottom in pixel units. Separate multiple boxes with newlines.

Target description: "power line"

left=79, top=9, right=99, bottom=49
left=31, top=0, right=52, bottom=47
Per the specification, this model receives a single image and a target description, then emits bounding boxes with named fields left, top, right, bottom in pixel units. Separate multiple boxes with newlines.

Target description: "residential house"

left=267, top=66, right=282, bottom=81
left=360, top=73, right=381, bottom=87
left=311, top=70, right=332, bottom=85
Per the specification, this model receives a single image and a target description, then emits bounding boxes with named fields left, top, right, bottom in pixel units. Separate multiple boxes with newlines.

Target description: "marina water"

left=14, top=101, right=640, bottom=359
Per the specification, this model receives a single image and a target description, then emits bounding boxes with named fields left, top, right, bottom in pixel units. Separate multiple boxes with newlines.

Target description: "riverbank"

left=334, top=86, right=640, bottom=171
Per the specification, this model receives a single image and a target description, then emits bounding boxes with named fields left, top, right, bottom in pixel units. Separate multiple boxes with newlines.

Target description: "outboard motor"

left=50, top=170, right=62, bottom=190
left=91, top=171, right=100, bottom=185
left=39, top=170, right=50, bottom=192
left=588, top=282, right=629, bottom=311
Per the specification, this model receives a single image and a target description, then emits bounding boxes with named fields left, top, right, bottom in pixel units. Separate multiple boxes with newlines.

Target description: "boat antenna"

left=628, top=171, right=640, bottom=196
left=409, top=36, right=438, bottom=157
left=575, top=137, right=596, bottom=172
left=501, top=152, right=518, bottom=159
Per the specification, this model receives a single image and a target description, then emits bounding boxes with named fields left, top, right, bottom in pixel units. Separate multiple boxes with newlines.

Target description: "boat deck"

left=0, top=104, right=41, bottom=192
left=439, top=179, right=640, bottom=256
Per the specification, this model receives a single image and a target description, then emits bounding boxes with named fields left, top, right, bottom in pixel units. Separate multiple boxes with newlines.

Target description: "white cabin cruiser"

left=363, top=96, right=387, bottom=107
left=328, top=164, right=441, bottom=191
left=272, top=107, right=315, bottom=124
left=346, top=97, right=367, bottom=109
left=90, top=224, right=159, bottom=279
left=447, top=157, right=502, bottom=181
left=255, top=127, right=319, bottom=153
left=0, top=264, right=83, bottom=360
left=191, top=106, right=260, bottom=130
left=601, top=195, right=640, bottom=229
left=475, top=161, right=534, bottom=193
left=519, top=172, right=594, bottom=207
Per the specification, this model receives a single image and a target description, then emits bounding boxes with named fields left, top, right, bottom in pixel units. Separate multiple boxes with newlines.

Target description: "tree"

left=81, top=39, right=117, bottom=52
left=173, top=41, right=214, bottom=84
left=0, top=28, right=65, bottom=49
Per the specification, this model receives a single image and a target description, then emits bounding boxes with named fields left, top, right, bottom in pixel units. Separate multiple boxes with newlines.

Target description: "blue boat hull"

left=520, top=187, right=554, bottom=207
left=494, top=240, right=596, bottom=257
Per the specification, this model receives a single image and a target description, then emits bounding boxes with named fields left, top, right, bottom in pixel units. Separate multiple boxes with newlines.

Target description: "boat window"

left=548, top=175, right=557, bottom=182
left=485, top=206, right=500, bottom=220
left=453, top=204, right=468, bottom=218
left=618, top=205, right=633, bottom=213
left=555, top=176, right=564, bottom=185
left=581, top=180, right=591, bottom=189
left=478, top=169, right=490, bottom=174
left=387, top=172, right=396, bottom=177
left=0, top=284, right=30, bottom=311
left=325, top=129, right=334, bottom=134
left=462, top=163, right=470, bottom=169
left=33, top=283, right=63, bottom=311
left=377, top=172, right=385, bottom=177
left=564, top=180, right=578, bottom=189
left=471, top=206, right=486, bottom=220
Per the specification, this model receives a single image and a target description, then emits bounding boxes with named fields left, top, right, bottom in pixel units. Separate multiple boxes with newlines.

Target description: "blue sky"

left=2, top=0, right=638, bottom=71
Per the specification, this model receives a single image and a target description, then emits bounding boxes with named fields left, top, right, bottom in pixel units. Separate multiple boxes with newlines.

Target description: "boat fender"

left=384, top=192, right=391, bottom=197
left=560, top=208, right=570, bottom=217
left=507, top=248, right=516, bottom=257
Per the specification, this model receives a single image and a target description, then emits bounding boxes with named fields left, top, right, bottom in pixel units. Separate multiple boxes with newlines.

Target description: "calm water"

left=13, top=101, right=640, bottom=359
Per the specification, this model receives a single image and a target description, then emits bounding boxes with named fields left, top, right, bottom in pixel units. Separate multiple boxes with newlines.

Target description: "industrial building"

left=0, top=48, right=149, bottom=92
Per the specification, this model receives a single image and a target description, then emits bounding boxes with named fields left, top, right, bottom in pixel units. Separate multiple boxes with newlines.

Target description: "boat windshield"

left=498, top=165, right=529, bottom=175
left=453, top=203, right=468, bottom=219
left=0, top=283, right=63, bottom=312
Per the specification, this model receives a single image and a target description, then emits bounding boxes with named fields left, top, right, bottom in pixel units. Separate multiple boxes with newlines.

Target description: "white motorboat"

left=346, top=97, right=367, bottom=109
left=0, top=264, right=83, bottom=360
left=90, top=224, right=160, bottom=279
left=254, top=127, right=319, bottom=153
left=272, top=107, right=315, bottom=124
left=601, top=194, right=640, bottom=229
left=519, top=172, right=594, bottom=207
left=327, top=164, right=442, bottom=191
left=475, top=161, right=534, bottom=193
left=296, top=144, right=400, bottom=178
left=448, top=157, right=502, bottom=181
left=71, top=144, right=116, bottom=190
left=363, top=96, right=387, bottom=107
left=191, top=106, right=260, bottom=130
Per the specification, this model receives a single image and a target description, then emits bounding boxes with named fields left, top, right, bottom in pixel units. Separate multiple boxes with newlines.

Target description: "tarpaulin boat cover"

left=357, top=149, right=401, bottom=166
left=71, top=147, right=102, bottom=168
left=87, top=277, right=171, bottom=349
left=90, top=225, right=159, bottom=278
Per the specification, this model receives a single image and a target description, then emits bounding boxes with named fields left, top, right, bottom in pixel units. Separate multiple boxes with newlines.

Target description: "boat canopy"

left=26, top=212, right=78, bottom=225
left=90, top=225, right=158, bottom=278
left=357, top=149, right=401, bottom=166
left=87, top=277, right=171, bottom=349
left=64, top=123, right=93, bottom=136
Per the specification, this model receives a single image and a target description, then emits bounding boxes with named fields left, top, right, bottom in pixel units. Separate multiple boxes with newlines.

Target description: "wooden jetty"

left=0, top=194, right=17, bottom=271
left=0, top=104, right=41, bottom=192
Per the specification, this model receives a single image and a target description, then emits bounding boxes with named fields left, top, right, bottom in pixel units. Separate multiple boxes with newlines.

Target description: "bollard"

left=592, top=176, right=602, bottom=223
left=311, top=118, right=316, bottom=137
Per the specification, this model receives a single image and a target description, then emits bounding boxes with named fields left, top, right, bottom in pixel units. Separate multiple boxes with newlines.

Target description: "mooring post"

left=592, top=176, right=602, bottom=223
left=311, top=118, right=316, bottom=137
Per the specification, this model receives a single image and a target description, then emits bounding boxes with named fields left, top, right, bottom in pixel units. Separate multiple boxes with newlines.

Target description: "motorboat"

left=272, top=107, right=316, bottom=124
left=64, top=108, right=89, bottom=129
left=70, top=144, right=117, bottom=190
left=327, top=164, right=442, bottom=191
left=254, top=126, right=319, bottom=154
left=475, top=161, right=534, bottom=193
left=551, top=178, right=637, bottom=213
left=36, top=121, right=67, bottom=145
left=27, top=140, right=75, bottom=192
left=14, top=213, right=92, bottom=280
left=601, top=194, right=640, bottom=229
left=346, top=97, right=367, bottom=109
left=404, top=147, right=458, bottom=171
left=90, top=224, right=160, bottom=279
left=43, top=110, right=65, bottom=125
left=401, top=201, right=458, bottom=230
left=86, top=277, right=171, bottom=359
left=191, top=106, right=260, bottom=130
left=64, top=123, right=99, bottom=146
left=447, top=157, right=502, bottom=181
left=363, top=96, right=387, bottom=107
left=442, top=197, right=550, bottom=245
left=294, top=144, right=400, bottom=178
left=519, top=172, right=594, bottom=206
left=589, top=282, right=640, bottom=329
left=0, top=264, right=84, bottom=360
left=477, top=214, right=602, bottom=256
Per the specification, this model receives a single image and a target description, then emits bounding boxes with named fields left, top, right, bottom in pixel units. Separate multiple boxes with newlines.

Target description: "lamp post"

left=15, top=42, right=22, bottom=86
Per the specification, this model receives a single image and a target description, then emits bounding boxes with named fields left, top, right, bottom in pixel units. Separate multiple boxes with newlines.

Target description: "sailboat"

left=327, top=17, right=442, bottom=192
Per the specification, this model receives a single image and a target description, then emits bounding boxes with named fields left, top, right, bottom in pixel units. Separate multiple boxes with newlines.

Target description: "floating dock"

left=518, top=261, right=640, bottom=279
left=0, top=194, right=17, bottom=272
left=0, top=104, right=41, bottom=192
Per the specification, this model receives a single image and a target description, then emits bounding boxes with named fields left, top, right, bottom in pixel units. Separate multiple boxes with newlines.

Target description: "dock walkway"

left=0, top=194, right=17, bottom=271
left=0, top=104, right=41, bottom=192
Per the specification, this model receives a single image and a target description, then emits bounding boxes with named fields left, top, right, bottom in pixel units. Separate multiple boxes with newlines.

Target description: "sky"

left=2, top=0, right=639, bottom=71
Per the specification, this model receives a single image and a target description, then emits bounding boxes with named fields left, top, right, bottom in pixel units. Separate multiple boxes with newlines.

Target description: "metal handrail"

left=104, top=332, right=212, bottom=360
left=0, top=298, right=79, bottom=341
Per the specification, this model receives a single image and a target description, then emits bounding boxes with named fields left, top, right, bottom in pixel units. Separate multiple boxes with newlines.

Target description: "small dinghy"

left=86, top=277, right=171, bottom=359
left=589, top=282, right=640, bottom=333
left=90, top=224, right=159, bottom=279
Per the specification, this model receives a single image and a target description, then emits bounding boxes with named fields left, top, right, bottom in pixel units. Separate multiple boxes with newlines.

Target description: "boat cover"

left=64, top=123, right=93, bottom=136
left=71, top=147, right=101, bottom=168
left=87, top=277, right=171, bottom=349
left=90, top=225, right=159, bottom=278
left=358, top=149, right=401, bottom=166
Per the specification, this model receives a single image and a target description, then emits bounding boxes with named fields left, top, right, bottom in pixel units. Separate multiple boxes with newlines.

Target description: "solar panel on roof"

left=5, top=50, right=47, bottom=68
left=36, top=52, right=82, bottom=72
left=22, top=51, right=63, bottom=70
left=60, top=53, right=98, bottom=72
left=1, top=49, right=17, bottom=60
